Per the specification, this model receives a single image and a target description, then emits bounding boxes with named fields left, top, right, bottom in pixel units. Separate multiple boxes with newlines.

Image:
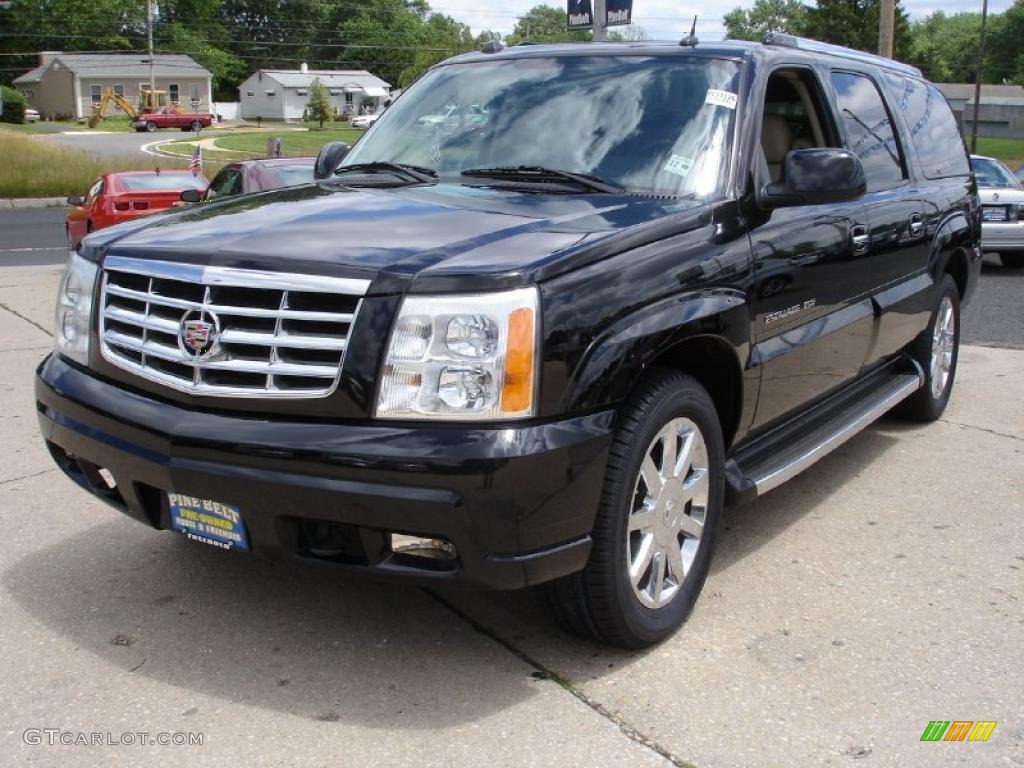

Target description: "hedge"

left=1, top=85, right=27, bottom=124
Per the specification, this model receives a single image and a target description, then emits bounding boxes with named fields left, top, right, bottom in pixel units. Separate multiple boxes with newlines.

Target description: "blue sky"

left=430, top=0, right=1015, bottom=42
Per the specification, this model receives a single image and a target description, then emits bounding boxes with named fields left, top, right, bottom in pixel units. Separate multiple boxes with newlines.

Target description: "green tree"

left=803, top=0, right=912, bottom=60
left=305, top=77, right=333, bottom=127
left=724, top=0, right=807, bottom=42
left=7, top=0, right=145, bottom=51
left=985, top=0, right=1024, bottom=84
left=159, top=23, right=247, bottom=101
left=907, top=12, right=984, bottom=83
left=338, top=0, right=433, bottom=88
left=1, top=85, right=27, bottom=123
left=398, top=13, right=476, bottom=86
left=505, top=5, right=589, bottom=44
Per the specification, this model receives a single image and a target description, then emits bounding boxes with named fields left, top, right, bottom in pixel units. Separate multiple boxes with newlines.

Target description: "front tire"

left=1000, top=252, right=1024, bottom=268
left=544, top=371, right=724, bottom=649
left=190, top=120, right=202, bottom=133
left=146, top=121, right=157, bottom=132
left=894, top=274, right=959, bottom=422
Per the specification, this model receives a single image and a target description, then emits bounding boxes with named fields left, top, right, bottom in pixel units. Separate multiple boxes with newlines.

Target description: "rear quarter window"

left=885, top=75, right=970, bottom=179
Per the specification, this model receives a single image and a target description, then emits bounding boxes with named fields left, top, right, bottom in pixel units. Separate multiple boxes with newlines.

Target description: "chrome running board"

left=726, top=359, right=924, bottom=503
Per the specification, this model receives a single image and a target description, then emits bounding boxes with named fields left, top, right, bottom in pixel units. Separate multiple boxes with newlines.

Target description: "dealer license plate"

left=168, top=493, right=249, bottom=552
left=983, top=206, right=1008, bottom=222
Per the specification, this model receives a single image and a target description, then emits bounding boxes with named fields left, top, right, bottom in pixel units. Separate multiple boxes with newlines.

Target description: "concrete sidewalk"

left=0, top=265, right=1021, bottom=767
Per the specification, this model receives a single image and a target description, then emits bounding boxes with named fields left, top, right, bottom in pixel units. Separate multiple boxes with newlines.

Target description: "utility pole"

left=592, top=0, right=607, bottom=41
left=146, top=0, right=155, bottom=105
left=878, top=0, right=895, bottom=58
left=971, top=0, right=989, bottom=153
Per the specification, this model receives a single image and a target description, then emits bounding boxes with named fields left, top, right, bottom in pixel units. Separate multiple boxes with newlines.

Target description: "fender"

left=928, top=209, right=971, bottom=275
left=563, top=287, right=750, bottom=413
left=926, top=207, right=980, bottom=303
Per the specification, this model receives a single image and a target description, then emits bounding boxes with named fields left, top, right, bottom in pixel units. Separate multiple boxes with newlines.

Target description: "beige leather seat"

left=761, top=114, right=793, bottom=181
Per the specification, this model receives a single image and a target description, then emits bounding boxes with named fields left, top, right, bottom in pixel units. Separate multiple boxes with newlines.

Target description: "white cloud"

left=432, top=0, right=1014, bottom=44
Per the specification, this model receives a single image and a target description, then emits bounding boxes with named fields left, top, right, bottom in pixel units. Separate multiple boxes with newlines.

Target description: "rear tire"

left=893, top=275, right=959, bottom=422
left=1000, top=252, right=1024, bottom=268
left=544, top=371, right=724, bottom=649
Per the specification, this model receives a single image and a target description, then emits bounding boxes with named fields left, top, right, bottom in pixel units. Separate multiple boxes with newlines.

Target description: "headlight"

left=376, top=287, right=539, bottom=421
left=54, top=249, right=99, bottom=365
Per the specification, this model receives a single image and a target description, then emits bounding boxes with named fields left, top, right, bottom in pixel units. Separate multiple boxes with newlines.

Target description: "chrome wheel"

left=930, top=295, right=955, bottom=399
left=627, top=417, right=709, bottom=610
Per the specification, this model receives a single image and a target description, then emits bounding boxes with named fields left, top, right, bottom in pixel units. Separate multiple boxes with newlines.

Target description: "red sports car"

left=66, top=170, right=208, bottom=248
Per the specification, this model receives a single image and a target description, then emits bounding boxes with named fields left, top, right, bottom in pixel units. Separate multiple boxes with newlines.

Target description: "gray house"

left=13, top=52, right=212, bottom=120
left=238, top=66, right=391, bottom=121
left=935, top=82, right=1024, bottom=138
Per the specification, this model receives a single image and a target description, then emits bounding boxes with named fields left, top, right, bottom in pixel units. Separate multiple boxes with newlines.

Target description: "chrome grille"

left=99, top=255, right=369, bottom=398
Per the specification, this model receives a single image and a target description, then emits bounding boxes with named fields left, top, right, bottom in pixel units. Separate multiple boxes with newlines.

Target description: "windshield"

left=342, top=55, right=741, bottom=197
left=972, top=157, right=1021, bottom=189
left=266, top=165, right=315, bottom=187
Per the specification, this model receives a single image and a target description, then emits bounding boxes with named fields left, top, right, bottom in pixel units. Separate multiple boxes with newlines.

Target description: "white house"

left=238, top=66, right=391, bottom=121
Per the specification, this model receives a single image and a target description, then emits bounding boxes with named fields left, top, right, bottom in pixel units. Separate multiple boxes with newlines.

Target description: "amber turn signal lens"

left=500, top=307, right=534, bottom=413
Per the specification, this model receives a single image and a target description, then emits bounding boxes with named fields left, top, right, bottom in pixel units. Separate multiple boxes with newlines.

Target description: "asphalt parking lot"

left=0, top=236, right=1021, bottom=766
left=40, top=129, right=173, bottom=159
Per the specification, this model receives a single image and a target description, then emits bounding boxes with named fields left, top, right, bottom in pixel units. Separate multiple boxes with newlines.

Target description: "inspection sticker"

left=705, top=89, right=738, bottom=109
left=663, top=154, right=694, bottom=178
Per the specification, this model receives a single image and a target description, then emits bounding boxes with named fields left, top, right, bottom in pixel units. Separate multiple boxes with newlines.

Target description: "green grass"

left=973, top=138, right=1024, bottom=170
left=0, top=131, right=191, bottom=198
left=212, top=128, right=363, bottom=157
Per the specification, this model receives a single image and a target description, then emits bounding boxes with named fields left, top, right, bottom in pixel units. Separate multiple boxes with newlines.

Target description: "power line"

left=0, top=32, right=462, bottom=51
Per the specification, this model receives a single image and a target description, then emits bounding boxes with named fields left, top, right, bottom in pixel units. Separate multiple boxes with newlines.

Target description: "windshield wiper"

left=460, top=166, right=622, bottom=194
left=335, top=162, right=436, bottom=184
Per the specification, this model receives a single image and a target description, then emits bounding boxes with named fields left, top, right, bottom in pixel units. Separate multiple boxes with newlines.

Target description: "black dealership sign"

left=566, top=0, right=633, bottom=31
left=606, top=0, right=632, bottom=26
left=567, top=0, right=593, bottom=30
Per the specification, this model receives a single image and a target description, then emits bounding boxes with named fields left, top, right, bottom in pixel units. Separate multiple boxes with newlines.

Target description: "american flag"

left=188, top=145, right=202, bottom=176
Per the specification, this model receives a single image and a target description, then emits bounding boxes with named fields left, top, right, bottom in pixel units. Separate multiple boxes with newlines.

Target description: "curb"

left=1, top=198, right=67, bottom=209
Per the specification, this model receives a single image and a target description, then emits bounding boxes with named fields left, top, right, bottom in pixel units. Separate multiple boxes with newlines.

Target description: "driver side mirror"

left=759, top=148, right=866, bottom=209
left=66, top=195, right=85, bottom=207
left=314, top=141, right=351, bottom=180
left=179, top=188, right=202, bottom=204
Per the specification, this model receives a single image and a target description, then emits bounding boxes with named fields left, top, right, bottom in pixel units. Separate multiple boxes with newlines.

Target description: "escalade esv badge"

left=178, top=310, right=220, bottom=360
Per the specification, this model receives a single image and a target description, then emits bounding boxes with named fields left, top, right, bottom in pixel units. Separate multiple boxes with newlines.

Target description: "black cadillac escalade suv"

left=37, top=35, right=981, bottom=648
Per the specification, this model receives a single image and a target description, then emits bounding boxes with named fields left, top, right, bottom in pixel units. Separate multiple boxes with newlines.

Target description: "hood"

left=978, top=186, right=1024, bottom=204
left=82, top=182, right=708, bottom=293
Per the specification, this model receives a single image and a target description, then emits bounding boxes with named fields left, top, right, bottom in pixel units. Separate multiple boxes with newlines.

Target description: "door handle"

left=850, top=225, right=870, bottom=254
left=909, top=214, right=924, bottom=237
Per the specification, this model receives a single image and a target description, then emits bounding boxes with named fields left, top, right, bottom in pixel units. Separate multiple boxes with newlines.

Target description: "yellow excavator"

left=88, top=87, right=180, bottom=128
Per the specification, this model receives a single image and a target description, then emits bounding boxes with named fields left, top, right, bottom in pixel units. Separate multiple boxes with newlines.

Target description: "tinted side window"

left=830, top=71, right=906, bottom=191
left=208, top=169, right=241, bottom=199
left=885, top=75, right=970, bottom=179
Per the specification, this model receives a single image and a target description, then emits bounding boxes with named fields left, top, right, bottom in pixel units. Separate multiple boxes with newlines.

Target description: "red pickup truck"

left=133, top=107, right=213, bottom=133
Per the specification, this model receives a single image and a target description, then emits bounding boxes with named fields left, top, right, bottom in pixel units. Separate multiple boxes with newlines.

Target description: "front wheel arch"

left=562, top=291, right=749, bottom=450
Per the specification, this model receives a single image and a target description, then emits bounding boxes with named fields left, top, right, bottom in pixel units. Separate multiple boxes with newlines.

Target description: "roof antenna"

left=680, top=15, right=699, bottom=47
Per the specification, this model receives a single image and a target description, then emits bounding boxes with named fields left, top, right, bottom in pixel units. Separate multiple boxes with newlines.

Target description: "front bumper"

left=36, top=354, right=613, bottom=589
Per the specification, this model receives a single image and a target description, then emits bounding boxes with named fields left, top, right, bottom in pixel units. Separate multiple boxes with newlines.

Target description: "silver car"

left=972, top=154, right=1024, bottom=268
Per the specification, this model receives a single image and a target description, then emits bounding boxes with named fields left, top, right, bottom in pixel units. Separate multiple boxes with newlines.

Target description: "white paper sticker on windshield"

left=705, top=89, right=738, bottom=110
left=663, top=154, right=694, bottom=178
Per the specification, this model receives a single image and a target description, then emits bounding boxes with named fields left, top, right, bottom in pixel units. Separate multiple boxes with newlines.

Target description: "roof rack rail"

left=763, top=32, right=922, bottom=78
